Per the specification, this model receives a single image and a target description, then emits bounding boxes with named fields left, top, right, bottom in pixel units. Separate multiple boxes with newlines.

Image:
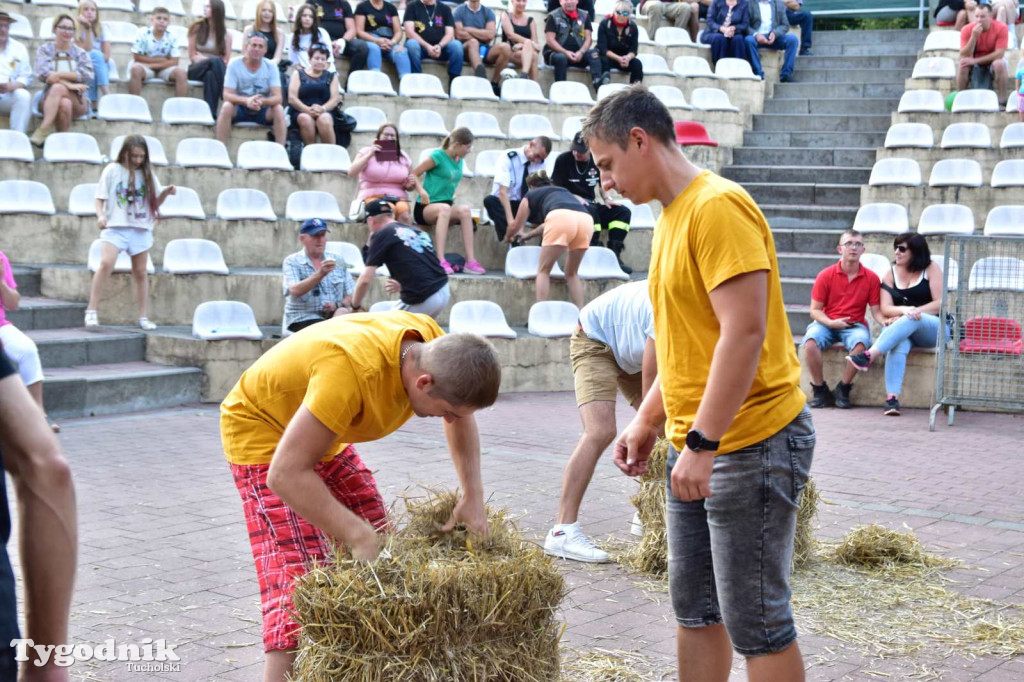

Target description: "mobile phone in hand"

left=375, top=139, right=399, bottom=162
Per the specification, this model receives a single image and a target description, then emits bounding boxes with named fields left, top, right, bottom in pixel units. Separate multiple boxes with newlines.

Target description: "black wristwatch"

left=685, top=429, right=720, bottom=453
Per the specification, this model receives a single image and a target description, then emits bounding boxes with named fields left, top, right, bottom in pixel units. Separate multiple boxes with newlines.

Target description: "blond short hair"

left=419, top=334, right=501, bottom=408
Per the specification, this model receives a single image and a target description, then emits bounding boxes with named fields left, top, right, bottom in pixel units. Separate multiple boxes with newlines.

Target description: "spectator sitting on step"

left=30, top=13, right=93, bottom=147
left=956, top=0, right=1009, bottom=105
left=744, top=0, right=798, bottom=82
left=282, top=218, right=356, bottom=333
left=288, top=4, right=337, bottom=71
left=350, top=199, right=452, bottom=319
left=500, top=0, right=542, bottom=81
left=846, top=233, right=948, bottom=417
left=596, top=2, right=644, bottom=85
left=349, top=123, right=415, bottom=224
left=216, top=32, right=287, bottom=147
left=0, top=12, right=33, bottom=135
left=311, top=0, right=371, bottom=73
left=75, top=0, right=111, bottom=105
left=243, top=0, right=287, bottom=64
left=702, top=0, right=750, bottom=65
left=551, top=132, right=632, bottom=274
left=935, top=0, right=975, bottom=29
left=0, top=251, right=60, bottom=432
left=639, top=0, right=700, bottom=43
left=1016, top=47, right=1024, bottom=121
left=355, top=0, right=411, bottom=79
left=187, top=0, right=233, bottom=118
left=403, top=0, right=464, bottom=84
left=545, top=0, right=604, bottom=88
left=130, top=6, right=190, bottom=98
left=989, top=0, right=1019, bottom=25
left=454, top=0, right=513, bottom=96
left=783, top=0, right=813, bottom=55
left=482, top=136, right=552, bottom=242
left=410, top=127, right=486, bottom=275
left=287, top=43, right=341, bottom=145
left=802, top=228, right=886, bottom=409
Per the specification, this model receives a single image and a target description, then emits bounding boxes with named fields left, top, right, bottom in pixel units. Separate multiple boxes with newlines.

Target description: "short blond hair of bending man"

left=220, top=312, right=501, bottom=682
left=583, top=84, right=814, bottom=682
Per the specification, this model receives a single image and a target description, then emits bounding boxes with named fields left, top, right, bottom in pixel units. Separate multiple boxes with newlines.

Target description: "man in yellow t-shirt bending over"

left=584, top=85, right=815, bottom=682
left=220, top=311, right=501, bottom=682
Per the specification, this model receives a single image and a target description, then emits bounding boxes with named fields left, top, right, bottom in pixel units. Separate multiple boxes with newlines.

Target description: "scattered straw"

left=833, top=524, right=956, bottom=571
left=792, top=477, right=821, bottom=569
left=561, top=649, right=654, bottom=682
left=620, top=439, right=669, bottom=576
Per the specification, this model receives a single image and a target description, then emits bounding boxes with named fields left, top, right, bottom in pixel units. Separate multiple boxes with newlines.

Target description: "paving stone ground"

left=8, top=394, right=1024, bottom=681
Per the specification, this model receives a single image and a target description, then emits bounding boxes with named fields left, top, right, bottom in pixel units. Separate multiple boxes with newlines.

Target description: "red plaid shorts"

left=230, top=445, right=389, bottom=652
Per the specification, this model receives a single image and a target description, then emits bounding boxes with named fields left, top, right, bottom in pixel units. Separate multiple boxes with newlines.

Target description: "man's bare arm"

left=440, top=416, right=488, bottom=535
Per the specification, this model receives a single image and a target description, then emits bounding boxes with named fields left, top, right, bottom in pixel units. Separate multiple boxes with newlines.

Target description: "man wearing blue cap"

left=282, top=218, right=357, bottom=333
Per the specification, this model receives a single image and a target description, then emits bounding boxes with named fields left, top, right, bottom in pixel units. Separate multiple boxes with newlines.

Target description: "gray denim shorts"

left=666, top=406, right=815, bottom=657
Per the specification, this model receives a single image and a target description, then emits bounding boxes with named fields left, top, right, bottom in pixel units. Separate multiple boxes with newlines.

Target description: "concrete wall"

left=798, top=344, right=938, bottom=409
left=891, top=111, right=1020, bottom=144
left=874, top=147, right=1024, bottom=181
left=860, top=185, right=1024, bottom=225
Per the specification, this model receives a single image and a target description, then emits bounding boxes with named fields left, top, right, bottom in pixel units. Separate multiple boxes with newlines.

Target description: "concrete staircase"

left=8, top=266, right=202, bottom=420
left=723, top=28, right=928, bottom=334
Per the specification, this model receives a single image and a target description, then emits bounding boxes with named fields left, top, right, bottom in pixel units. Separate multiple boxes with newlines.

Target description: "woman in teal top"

left=410, top=127, right=485, bottom=275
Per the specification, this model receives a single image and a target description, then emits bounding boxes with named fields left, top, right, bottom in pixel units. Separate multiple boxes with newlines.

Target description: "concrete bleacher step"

left=786, top=304, right=812, bottom=334
left=777, top=252, right=840, bottom=279
left=723, top=165, right=871, bottom=185
left=763, top=98, right=900, bottom=115
left=772, top=81, right=907, bottom=99
left=6, top=297, right=89, bottom=332
left=743, top=182, right=861, bottom=207
left=813, top=28, right=929, bottom=45
left=731, top=146, right=877, bottom=168
left=752, top=114, right=892, bottom=133
left=28, top=327, right=147, bottom=368
left=741, top=131, right=886, bottom=148
left=781, top=277, right=815, bottom=303
left=809, top=43, right=923, bottom=57
left=42, top=361, right=202, bottom=419
left=790, top=68, right=910, bottom=84
left=772, top=229, right=845, bottom=254
left=797, top=55, right=919, bottom=71
left=760, top=205, right=858, bottom=230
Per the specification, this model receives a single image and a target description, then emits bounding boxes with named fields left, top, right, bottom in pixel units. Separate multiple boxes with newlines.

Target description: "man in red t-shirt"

left=957, top=1, right=1009, bottom=104
left=802, top=229, right=885, bottom=409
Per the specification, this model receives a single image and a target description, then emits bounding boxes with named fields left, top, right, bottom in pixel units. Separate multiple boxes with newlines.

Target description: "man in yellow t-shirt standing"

left=220, top=311, right=501, bottom=682
left=584, top=86, right=814, bottom=682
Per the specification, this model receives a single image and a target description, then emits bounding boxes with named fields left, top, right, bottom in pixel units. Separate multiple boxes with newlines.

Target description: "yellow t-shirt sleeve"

left=691, top=191, right=772, bottom=294
left=302, top=349, right=362, bottom=436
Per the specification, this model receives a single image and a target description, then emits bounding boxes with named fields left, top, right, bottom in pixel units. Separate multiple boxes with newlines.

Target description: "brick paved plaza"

left=9, top=394, right=1024, bottom=681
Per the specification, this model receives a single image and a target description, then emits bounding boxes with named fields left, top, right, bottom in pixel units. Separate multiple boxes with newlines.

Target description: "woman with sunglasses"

left=846, top=233, right=947, bottom=416
left=288, top=4, right=336, bottom=71
left=30, top=13, right=93, bottom=147
left=596, top=1, right=643, bottom=84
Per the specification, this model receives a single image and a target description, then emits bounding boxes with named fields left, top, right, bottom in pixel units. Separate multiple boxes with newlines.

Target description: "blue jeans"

left=406, top=40, right=463, bottom=77
left=871, top=313, right=946, bottom=396
left=666, top=406, right=815, bottom=656
left=802, top=320, right=871, bottom=352
left=744, top=32, right=798, bottom=79
left=786, top=9, right=813, bottom=50
left=87, top=49, right=109, bottom=102
left=365, top=41, right=411, bottom=78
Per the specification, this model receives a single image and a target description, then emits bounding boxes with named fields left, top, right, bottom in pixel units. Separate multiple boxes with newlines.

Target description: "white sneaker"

left=543, top=522, right=610, bottom=563
left=630, top=512, right=644, bottom=537
left=84, top=310, right=99, bottom=327
left=138, top=317, right=157, bottom=331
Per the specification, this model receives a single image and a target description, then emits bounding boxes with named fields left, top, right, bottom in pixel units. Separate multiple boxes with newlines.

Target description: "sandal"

left=139, top=317, right=157, bottom=331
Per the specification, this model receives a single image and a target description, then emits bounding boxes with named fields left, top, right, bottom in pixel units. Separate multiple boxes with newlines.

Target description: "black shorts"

left=413, top=200, right=452, bottom=226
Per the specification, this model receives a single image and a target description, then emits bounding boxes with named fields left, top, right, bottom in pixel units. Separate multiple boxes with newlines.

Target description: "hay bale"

left=792, top=477, right=821, bottom=570
left=621, top=439, right=669, bottom=576
left=291, top=491, right=565, bottom=682
left=833, top=524, right=945, bottom=570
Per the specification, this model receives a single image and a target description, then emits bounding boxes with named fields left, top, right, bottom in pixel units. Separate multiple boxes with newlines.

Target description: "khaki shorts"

left=542, top=209, right=595, bottom=250
left=135, top=64, right=179, bottom=81
left=570, top=326, right=643, bottom=407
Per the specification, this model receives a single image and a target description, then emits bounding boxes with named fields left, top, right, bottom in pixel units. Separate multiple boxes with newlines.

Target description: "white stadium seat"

left=579, top=247, right=630, bottom=280
left=300, top=144, right=351, bottom=172
left=673, top=56, right=716, bottom=78
left=285, top=191, right=345, bottom=222
left=549, top=81, right=595, bottom=105
left=369, top=300, right=400, bottom=313
left=508, top=114, right=558, bottom=140
left=1000, top=122, right=1024, bottom=148
left=398, top=109, right=448, bottom=136
left=166, top=25, right=188, bottom=44
left=505, top=246, right=565, bottom=279
left=859, top=253, right=891, bottom=280
left=968, top=257, right=1024, bottom=292
left=43, top=132, right=103, bottom=163
left=104, top=21, right=139, bottom=44
left=0, top=130, right=34, bottom=162
left=325, top=241, right=369, bottom=275
left=110, top=135, right=169, bottom=166
left=347, top=71, right=397, bottom=96
left=163, top=238, right=230, bottom=275
left=448, top=301, right=517, bottom=338
left=991, top=160, right=1024, bottom=188
left=34, top=0, right=80, bottom=6
left=97, top=94, right=153, bottom=122
left=916, top=204, right=975, bottom=235
left=158, top=186, right=206, bottom=219
left=227, top=28, right=244, bottom=51
left=399, top=73, right=447, bottom=98
left=97, top=0, right=134, bottom=11
left=0, top=180, right=55, bottom=214
left=868, top=158, right=923, bottom=186
left=884, top=123, right=934, bottom=148
left=1009, top=92, right=1021, bottom=112
left=984, top=206, right=1024, bottom=236
left=911, top=57, right=955, bottom=79
left=636, top=53, right=673, bottom=76
left=690, top=88, right=738, bottom=111
left=897, top=89, right=945, bottom=113
left=454, top=111, right=505, bottom=138
left=241, top=0, right=285, bottom=19
left=637, top=25, right=653, bottom=45
left=191, top=0, right=237, bottom=19
left=922, top=30, right=959, bottom=51
left=345, top=106, right=388, bottom=132
left=176, top=138, right=233, bottom=169
left=716, top=57, right=759, bottom=80
left=940, top=122, right=992, bottom=149
left=929, top=158, right=983, bottom=187
left=88, top=239, right=155, bottom=273
left=68, top=183, right=98, bottom=215
left=236, top=140, right=293, bottom=171
left=140, top=0, right=185, bottom=14
left=951, top=89, right=999, bottom=113
left=931, top=254, right=959, bottom=290
left=597, top=83, right=629, bottom=100
left=162, top=97, right=215, bottom=125
left=620, top=200, right=656, bottom=229
left=473, top=149, right=505, bottom=178
left=561, top=116, right=584, bottom=140
left=216, top=188, right=277, bottom=221
left=501, top=78, right=548, bottom=103
left=192, top=301, right=263, bottom=340
left=450, top=76, right=499, bottom=101
left=649, top=85, right=690, bottom=109
left=655, top=27, right=693, bottom=46
left=8, top=13, right=33, bottom=39
left=528, top=301, right=579, bottom=338
left=852, top=203, right=909, bottom=234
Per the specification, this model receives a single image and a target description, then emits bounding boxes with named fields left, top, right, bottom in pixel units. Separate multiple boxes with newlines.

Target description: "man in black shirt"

left=552, top=132, right=633, bottom=273
left=311, top=0, right=370, bottom=75
left=544, top=0, right=604, bottom=87
left=350, top=199, right=452, bottom=319
left=404, top=0, right=465, bottom=82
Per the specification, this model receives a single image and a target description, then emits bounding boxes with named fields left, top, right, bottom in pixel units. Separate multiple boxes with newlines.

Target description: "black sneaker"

left=494, top=223, right=507, bottom=242
left=884, top=397, right=901, bottom=416
left=799, top=47, right=814, bottom=56
left=809, top=382, right=833, bottom=408
left=833, top=381, right=852, bottom=409
left=846, top=352, right=872, bottom=372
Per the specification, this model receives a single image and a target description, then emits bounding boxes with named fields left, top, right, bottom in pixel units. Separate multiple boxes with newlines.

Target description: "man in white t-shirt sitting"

left=129, top=6, right=189, bottom=97
left=0, top=12, right=33, bottom=134
left=215, top=31, right=287, bottom=146
left=544, top=280, right=658, bottom=563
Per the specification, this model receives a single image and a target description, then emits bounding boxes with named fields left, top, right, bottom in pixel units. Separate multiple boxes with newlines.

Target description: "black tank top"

left=504, top=13, right=533, bottom=42
left=255, top=29, right=277, bottom=57
left=883, top=267, right=933, bottom=307
left=295, top=68, right=333, bottom=107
